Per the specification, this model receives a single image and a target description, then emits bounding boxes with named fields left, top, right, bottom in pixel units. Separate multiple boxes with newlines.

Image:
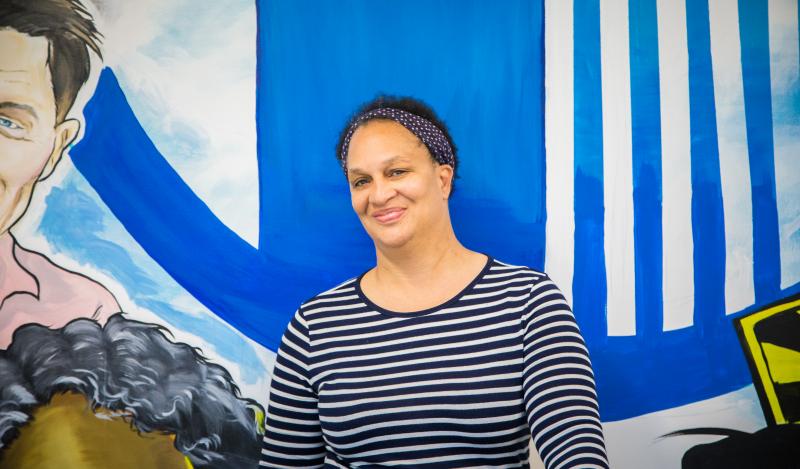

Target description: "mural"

left=0, top=1, right=267, bottom=467
left=0, top=0, right=798, bottom=468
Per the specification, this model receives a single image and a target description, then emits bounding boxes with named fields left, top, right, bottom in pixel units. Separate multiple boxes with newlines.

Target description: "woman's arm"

left=522, top=275, right=609, bottom=469
left=261, top=310, right=326, bottom=468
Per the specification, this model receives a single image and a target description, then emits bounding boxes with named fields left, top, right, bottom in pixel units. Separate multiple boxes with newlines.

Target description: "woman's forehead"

left=347, top=123, right=429, bottom=171
left=350, top=119, right=420, bottom=145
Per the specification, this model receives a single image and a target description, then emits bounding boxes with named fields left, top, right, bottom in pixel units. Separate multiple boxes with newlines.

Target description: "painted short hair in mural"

left=0, top=0, right=102, bottom=121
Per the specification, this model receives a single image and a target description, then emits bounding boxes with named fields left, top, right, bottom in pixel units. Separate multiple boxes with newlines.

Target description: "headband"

left=339, top=107, right=455, bottom=173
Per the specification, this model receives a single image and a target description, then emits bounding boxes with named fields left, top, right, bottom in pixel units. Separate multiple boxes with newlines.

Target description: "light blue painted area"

left=116, top=0, right=250, bottom=169
left=116, top=87, right=211, bottom=168
left=38, top=171, right=266, bottom=384
left=139, top=0, right=249, bottom=62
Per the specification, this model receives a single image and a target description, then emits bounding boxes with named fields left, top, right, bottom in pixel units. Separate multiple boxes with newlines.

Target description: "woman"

left=261, top=97, right=609, bottom=469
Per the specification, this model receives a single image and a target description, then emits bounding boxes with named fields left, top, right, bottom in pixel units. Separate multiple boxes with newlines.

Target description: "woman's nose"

left=369, top=178, right=396, bottom=205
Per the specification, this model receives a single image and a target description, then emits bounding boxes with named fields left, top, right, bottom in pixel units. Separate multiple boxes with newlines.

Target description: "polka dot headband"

left=339, top=107, right=455, bottom=174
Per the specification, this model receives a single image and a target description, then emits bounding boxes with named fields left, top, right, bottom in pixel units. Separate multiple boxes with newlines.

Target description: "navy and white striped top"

left=261, top=258, right=608, bottom=468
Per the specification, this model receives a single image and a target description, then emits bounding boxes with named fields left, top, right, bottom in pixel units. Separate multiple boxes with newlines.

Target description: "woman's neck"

left=373, top=230, right=467, bottom=288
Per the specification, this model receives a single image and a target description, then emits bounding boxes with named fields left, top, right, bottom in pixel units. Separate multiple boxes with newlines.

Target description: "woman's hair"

left=0, top=314, right=264, bottom=469
left=336, top=96, right=459, bottom=193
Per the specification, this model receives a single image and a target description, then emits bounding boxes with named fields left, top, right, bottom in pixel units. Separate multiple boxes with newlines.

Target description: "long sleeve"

left=260, top=309, right=326, bottom=468
left=522, top=276, right=609, bottom=469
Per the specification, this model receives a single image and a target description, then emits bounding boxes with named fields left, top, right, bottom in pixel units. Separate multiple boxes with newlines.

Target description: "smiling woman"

left=260, top=96, right=609, bottom=469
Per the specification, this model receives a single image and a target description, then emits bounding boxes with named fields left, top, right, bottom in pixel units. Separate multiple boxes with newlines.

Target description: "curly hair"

left=336, top=95, right=460, bottom=193
left=0, top=314, right=264, bottom=469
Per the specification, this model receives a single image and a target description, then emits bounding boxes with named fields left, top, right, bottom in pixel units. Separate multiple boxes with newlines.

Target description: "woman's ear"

left=437, top=164, right=454, bottom=199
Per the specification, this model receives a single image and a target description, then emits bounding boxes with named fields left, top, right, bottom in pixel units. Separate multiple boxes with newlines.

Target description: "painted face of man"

left=0, top=28, right=79, bottom=234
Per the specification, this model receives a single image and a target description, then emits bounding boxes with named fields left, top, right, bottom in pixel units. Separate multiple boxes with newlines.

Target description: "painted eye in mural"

left=0, top=116, right=26, bottom=139
left=0, top=116, right=23, bottom=130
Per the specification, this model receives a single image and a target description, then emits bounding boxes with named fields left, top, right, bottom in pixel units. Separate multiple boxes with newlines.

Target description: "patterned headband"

left=339, top=107, right=455, bottom=174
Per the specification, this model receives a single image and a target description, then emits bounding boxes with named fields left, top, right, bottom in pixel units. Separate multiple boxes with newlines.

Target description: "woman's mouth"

left=372, top=207, right=405, bottom=224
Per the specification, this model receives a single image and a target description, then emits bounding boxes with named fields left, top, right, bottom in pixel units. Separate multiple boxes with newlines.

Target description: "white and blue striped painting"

left=3, top=0, right=798, bottom=467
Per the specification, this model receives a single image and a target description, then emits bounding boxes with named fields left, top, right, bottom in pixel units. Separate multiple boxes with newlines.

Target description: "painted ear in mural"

left=39, top=118, right=80, bottom=182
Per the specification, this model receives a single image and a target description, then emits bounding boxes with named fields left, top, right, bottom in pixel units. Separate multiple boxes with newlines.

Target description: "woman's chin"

left=370, top=229, right=413, bottom=251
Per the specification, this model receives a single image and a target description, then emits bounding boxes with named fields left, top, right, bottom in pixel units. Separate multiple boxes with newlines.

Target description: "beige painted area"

left=530, top=439, right=545, bottom=469
left=0, top=393, right=188, bottom=469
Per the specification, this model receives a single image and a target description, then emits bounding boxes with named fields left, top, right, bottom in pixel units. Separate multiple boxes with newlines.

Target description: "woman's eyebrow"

left=348, top=156, right=410, bottom=175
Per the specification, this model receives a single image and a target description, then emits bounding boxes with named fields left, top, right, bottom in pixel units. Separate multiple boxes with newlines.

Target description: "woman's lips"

left=372, top=207, right=405, bottom=224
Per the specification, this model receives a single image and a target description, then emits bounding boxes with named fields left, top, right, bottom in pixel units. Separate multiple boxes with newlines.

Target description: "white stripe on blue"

left=709, top=0, right=757, bottom=315
left=768, top=0, right=800, bottom=290
left=600, top=0, right=636, bottom=336
left=545, top=0, right=800, bottom=334
left=545, top=0, right=576, bottom=308
left=657, top=0, right=695, bottom=330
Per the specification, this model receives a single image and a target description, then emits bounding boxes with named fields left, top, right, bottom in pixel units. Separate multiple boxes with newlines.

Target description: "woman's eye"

left=353, top=178, right=368, bottom=187
left=389, top=169, right=407, bottom=177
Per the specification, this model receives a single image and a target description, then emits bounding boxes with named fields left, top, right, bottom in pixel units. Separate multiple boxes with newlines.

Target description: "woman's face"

left=346, top=119, right=453, bottom=250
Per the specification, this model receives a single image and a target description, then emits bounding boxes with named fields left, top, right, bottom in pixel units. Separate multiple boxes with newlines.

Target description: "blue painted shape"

left=572, top=0, right=608, bottom=343
left=71, top=69, right=335, bottom=350
left=686, top=0, right=727, bottom=334
left=738, top=0, right=782, bottom=303
left=628, top=0, right=663, bottom=338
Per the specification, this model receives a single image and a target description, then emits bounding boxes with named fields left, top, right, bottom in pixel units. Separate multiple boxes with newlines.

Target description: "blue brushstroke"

left=572, top=0, right=608, bottom=343
left=686, top=0, right=726, bottom=333
left=140, top=0, right=246, bottom=61
left=629, top=0, right=663, bottom=338
left=38, top=175, right=266, bottom=383
left=738, top=0, right=782, bottom=303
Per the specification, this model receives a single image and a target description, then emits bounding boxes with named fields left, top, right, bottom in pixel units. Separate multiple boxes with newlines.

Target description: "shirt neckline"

left=355, top=254, right=494, bottom=318
left=0, top=232, right=40, bottom=303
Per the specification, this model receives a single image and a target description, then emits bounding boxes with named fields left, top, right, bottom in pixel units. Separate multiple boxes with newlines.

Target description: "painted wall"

left=0, top=0, right=797, bottom=468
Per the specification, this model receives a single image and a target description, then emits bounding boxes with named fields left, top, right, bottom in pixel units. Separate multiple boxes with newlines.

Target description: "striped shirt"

left=261, top=258, right=608, bottom=468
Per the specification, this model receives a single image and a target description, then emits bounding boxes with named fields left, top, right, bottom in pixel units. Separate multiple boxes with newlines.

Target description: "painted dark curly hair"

left=0, top=314, right=264, bottom=469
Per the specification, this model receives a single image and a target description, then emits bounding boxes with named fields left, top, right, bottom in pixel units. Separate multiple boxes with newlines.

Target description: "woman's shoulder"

left=483, top=257, right=570, bottom=297
left=484, top=257, right=549, bottom=282
left=297, top=276, right=362, bottom=314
